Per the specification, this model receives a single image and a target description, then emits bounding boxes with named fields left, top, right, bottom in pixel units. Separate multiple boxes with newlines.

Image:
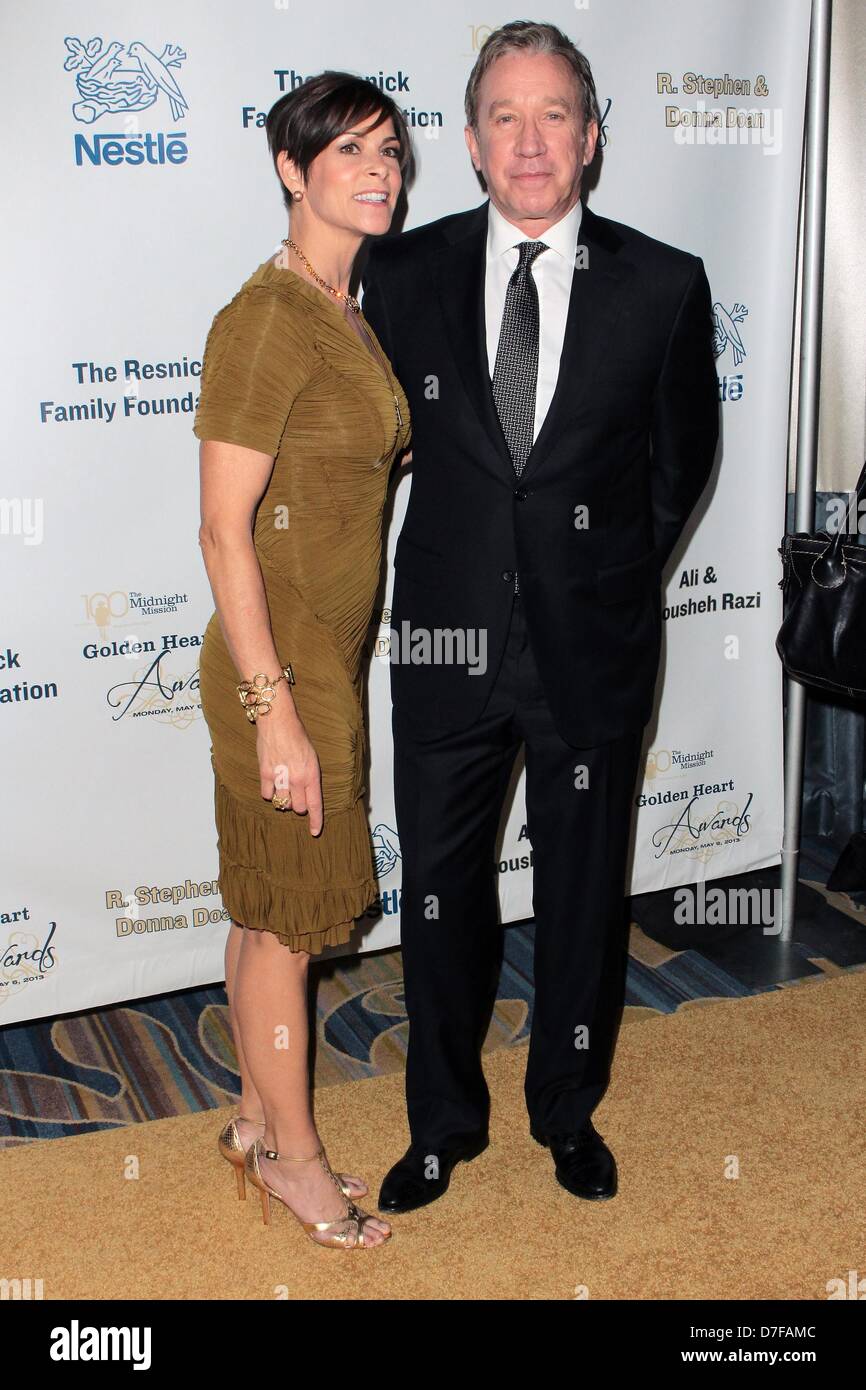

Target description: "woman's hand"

left=256, top=704, right=324, bottom=836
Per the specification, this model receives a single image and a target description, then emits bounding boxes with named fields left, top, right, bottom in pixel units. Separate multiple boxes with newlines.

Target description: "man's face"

left=464, top=50, right=598, bottom=235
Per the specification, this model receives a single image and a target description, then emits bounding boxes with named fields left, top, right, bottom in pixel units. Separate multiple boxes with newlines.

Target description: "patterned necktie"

left=491, top=239, right=548, bottom=595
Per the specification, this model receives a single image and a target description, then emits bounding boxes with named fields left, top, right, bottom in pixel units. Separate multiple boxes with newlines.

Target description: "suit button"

left=501, top=570, right=515, bottom=582
left=514, top=489, right=527, bottom=501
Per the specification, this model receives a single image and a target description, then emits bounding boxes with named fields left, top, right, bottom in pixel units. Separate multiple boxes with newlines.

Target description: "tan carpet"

left=4, top=972, right=864, bottom=1300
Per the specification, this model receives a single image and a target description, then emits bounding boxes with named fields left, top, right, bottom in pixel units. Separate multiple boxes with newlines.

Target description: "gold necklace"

left=282, top=238, right=404, bottom=442
left=282, top=238, right=360, bottom=313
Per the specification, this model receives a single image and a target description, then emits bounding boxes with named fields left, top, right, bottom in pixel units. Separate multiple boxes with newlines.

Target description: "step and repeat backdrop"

left=0, top=0, right=811, bottom=1022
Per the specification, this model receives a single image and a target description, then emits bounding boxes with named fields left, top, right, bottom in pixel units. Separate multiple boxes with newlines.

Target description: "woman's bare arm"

left=198, top=437, right=323, bottom=834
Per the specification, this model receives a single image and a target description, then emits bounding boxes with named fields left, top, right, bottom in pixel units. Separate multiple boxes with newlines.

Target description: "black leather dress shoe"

left=530, top=1121, right=617, bottom=1200
left=378, top=1134, right=488, bottom=1213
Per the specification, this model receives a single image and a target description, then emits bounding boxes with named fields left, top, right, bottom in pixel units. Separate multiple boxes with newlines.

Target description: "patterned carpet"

left=1, top=838, right=864, bottom=1148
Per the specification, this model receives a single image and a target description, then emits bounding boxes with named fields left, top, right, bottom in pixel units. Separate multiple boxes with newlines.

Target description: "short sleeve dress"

left=193, top=256, right=411, bottom=953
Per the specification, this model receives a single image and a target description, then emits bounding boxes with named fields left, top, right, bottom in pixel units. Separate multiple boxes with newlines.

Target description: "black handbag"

left=775, top=457, right=866, bottom=699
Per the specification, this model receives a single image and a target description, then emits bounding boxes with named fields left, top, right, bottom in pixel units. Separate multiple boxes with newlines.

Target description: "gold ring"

left=272, top=793, right=291, bottom=810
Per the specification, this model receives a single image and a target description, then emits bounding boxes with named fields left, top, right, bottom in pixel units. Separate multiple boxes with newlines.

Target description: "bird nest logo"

left=64, top=36, right=189, bottom=166
left=64, top=36, right=188, bottom=122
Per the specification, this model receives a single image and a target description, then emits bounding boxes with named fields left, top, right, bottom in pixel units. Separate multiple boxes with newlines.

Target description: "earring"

left=291, top=189, right=304, bottom=202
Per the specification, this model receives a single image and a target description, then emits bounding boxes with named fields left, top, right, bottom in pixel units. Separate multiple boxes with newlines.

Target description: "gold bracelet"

left=236, top=663, right=295, bottom=723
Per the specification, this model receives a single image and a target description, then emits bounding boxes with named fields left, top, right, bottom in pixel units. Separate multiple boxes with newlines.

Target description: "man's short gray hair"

left=464, top=20, right=601, bottom=134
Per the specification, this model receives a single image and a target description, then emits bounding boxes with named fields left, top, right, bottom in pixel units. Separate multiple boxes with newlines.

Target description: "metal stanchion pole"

left=780, top=0, right=833, bottom=940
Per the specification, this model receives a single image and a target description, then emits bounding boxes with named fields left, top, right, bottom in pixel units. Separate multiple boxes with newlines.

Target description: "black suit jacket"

left=362, top=198, right=719, bottom=746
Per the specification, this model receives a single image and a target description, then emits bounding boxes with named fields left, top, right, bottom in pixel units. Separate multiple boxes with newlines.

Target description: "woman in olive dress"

left=194, top=73, right=412, bottom=1249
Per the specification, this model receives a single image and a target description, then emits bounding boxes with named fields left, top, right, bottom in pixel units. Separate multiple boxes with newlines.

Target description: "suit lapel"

left=430, top=199, right=636, bottom=485
left=430, top=203, right=514, bottom=479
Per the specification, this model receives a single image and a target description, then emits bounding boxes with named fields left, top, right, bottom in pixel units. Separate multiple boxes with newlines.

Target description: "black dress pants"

left=392, top=592, right=646, bottom=1151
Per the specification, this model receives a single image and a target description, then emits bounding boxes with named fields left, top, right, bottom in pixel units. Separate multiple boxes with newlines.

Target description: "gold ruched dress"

left=193, top=257, right=411, bottom=953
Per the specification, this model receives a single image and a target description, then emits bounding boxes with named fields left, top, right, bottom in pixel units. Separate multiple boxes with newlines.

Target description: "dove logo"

left=63, top=35, right=190, bottom=166
left=712, top=300, right=748, bottom=366
left=371, top=823, right=401, bottom=879
left=712, top=299, right=748, bottom=404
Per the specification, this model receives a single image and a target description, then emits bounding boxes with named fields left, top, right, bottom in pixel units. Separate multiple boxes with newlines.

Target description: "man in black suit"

left=362, top=20, right=719, bottom=1211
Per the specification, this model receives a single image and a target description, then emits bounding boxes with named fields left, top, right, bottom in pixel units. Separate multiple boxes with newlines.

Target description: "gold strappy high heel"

left=244, top=1136, right=390, bottom=1250
left=217, top=1115, right=265, bottom=1199
left=217, top=1115, right=368, bottom=1202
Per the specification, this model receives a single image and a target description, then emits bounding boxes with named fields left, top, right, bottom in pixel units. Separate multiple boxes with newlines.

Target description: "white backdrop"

left=0, top=0, right=810, bottom=1023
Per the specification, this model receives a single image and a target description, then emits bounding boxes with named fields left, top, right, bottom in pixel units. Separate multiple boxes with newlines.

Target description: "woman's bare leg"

left=226, top=920, right=366, bottom=1194
left=224, top=921, right=265, bottom=1145
left=234, top=924, right=391, bottom=1246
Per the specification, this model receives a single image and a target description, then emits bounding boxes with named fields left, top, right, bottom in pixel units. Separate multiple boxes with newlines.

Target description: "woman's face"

left=285, top=113, right=403, bottom=238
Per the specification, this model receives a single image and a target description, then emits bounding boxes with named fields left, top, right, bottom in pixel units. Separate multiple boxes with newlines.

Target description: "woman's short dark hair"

left=266, top=71, right=415, bottom=210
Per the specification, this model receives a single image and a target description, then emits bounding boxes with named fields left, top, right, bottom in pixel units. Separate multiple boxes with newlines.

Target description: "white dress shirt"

left=485, top=197, right=583, bottom=443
